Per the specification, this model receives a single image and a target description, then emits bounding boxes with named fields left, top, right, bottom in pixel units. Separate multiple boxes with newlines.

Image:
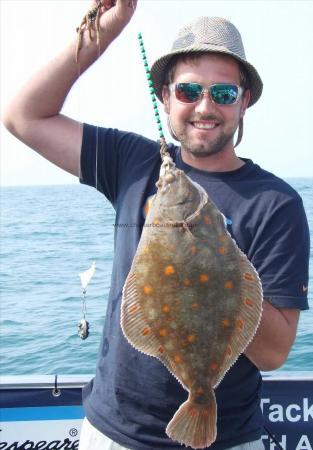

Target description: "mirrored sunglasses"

left=169, top=83, right=244, bottom=105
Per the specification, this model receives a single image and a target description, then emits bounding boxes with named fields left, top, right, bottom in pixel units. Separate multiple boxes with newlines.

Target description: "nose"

left=194, top=91, right=217, bottom=115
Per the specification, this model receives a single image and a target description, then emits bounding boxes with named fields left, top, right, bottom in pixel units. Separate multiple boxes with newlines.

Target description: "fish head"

left=156, top=166, right=202, bottom=222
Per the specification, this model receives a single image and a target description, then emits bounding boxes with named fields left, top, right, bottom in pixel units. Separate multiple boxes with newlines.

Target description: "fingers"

left=99, top=0, right=135, bottom=15
left=101, top=0, right=116, bottom=10
left=116, top=0, right=138, bottom=11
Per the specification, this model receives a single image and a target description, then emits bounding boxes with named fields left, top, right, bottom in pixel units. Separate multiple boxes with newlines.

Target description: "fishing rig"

left=78, top=261, right=96, bottom=340
left=138, top=33, right=172, bottom=166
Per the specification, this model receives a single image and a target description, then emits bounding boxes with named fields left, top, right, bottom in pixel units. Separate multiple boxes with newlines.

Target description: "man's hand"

left=101, top=0, right=138, bottom=32
left=76, top=0, right=137, bottom=62
left=88, top=0, right=137, bottom=39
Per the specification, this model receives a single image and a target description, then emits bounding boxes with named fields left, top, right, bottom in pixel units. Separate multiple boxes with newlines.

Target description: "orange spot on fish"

left=191, top=246, right=197, bottom=255
left=245, top=297, right=254, bottom=307
left=244, top=272, right=254, bottom=281
left=164, top=265, right=175, bottom=276
left=210, top=361, right=219, bottom=371
left=218, top=247, right=226, bottom=254
left=199, top=274, right=209, bottom=283
left=203, top=215, right=212, bottom=225
left=224, top=281, right=233, bottom=289
left=187, top=334, right=197, bottom=343
left=236, top=319, right=244, bottom=330
left=162, top=304, right=170, bottom=313
left=129, top=304, right=139, bottom=314
left=159, top=328, right=167, bottom=337
left=143, top=196, right=154, bottom=218
left=174, top=354, right=183, bottom=363
left=142, top=327, right=150, bottom=336
left=158, top=346, right=164, bottom=353
left=191, top=302, right=199, bottom=309
left=183, top=279, right=191, bottom=286
left=196, top=387, right=204, bottom=395
left=189, top=407, right=197, bottom=417
left=202, top=409, right=210, bottom=418
left=221, top=319, right=230, bottom=327
left=153, top=219, right=159, bottom=225
left=143, top=285, right=153, bottom=295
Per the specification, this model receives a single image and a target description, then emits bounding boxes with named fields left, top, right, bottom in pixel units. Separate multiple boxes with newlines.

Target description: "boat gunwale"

left=0, top=372, right=312, bottom=390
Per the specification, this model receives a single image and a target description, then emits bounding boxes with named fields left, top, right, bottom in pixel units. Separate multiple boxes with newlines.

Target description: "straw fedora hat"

left=150, top=17, right=263, bottom=107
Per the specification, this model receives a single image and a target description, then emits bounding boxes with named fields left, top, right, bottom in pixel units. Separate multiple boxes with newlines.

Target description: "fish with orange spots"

left=121, top=154, right=263, bottom=449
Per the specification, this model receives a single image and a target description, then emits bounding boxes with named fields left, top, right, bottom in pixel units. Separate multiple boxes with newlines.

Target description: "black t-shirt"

left=79, top=124, right=310, bottom=450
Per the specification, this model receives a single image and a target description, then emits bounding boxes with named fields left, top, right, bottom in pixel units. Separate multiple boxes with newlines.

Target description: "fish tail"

left=166, top=388, right=217, bottom=449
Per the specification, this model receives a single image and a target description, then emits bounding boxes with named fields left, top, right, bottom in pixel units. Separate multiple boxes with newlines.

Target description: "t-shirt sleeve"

left=79, top=123, right=159, bottom=206
left=250, top=195, right=310, bottom=310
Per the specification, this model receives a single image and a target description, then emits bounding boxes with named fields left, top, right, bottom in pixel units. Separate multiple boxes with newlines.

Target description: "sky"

left=1, top=0, right=313, bottom=186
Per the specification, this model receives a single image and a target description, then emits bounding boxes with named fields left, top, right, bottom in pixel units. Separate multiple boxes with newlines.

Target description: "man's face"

left=162, top=54, right=250, bottom=158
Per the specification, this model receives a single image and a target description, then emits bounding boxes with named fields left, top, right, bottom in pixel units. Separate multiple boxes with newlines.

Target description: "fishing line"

left=75, top=1, right=138, bottom=338
left=95, top=0, right=136, bottom=190
left=95, top=35, right=101, bottom=192
left=75, top=1, right=103, bottom=339
left=263, top=425, right=284, bottom=449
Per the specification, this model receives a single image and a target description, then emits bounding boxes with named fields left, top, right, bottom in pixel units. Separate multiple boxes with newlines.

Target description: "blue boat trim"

left=0, top=405, right=84, bottom=422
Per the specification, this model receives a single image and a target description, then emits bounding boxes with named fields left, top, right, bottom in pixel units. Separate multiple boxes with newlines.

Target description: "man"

left=2, top=1, right=309, bottom=449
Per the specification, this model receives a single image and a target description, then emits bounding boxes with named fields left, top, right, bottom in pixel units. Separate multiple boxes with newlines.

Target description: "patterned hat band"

left=150, top=17, right=263, bottom=108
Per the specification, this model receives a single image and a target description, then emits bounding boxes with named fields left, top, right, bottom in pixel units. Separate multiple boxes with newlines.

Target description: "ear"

left=162, top=85, right=171, bottom=114
left=240, top=89, right=251, bottom=118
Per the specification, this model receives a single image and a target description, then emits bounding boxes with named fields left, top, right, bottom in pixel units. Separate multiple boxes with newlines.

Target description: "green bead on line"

left=139, top=33, right=165, bottom=141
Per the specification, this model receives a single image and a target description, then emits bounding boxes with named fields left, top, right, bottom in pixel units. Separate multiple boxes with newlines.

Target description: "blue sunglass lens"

left=210, top=84, right=238, bottom=105
left=175, top=83, right=203, bottom=103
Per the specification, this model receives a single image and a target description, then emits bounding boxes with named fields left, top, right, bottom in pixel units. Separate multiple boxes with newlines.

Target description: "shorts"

left=78, top=417, right=265, bottom=450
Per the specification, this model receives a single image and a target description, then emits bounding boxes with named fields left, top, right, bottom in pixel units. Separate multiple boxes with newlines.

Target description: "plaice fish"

left=121, top=155, right=263, bottom=449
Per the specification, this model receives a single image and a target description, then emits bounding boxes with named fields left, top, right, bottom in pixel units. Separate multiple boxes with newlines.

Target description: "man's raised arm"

left=2, top=0, right=137, bottom=177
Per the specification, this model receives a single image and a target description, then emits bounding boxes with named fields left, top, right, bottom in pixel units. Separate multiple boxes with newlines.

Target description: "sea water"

left=1, top=179, right=312, bottom=375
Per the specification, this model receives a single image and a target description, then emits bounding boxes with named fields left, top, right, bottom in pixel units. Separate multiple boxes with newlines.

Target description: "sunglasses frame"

left=169, top=82, right=244, bottom=105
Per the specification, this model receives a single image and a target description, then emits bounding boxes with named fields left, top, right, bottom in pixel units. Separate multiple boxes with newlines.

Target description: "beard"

left=168, top=116, right=238, bottom=158
left=179, top=131, right=234, bottom=157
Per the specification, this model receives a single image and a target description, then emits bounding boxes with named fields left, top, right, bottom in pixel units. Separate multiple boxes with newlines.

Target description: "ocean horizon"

left=1, top=177, right=312, bottom=375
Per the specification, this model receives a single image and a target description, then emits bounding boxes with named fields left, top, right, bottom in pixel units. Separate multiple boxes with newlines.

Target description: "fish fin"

left=213, top=249, right=263, bottom=387
left=121, top=272, right=174, bottom=371
left=166, top=389, right=217, bottom=449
